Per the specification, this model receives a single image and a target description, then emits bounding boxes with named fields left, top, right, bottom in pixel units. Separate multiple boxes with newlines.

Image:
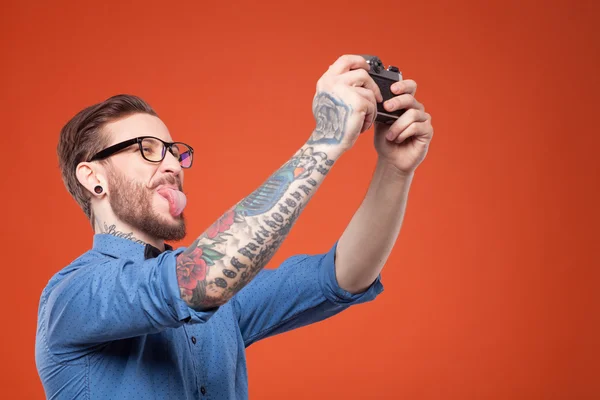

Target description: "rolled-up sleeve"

left=319, top=241, right=384, bottom=305
left=160, top=249, right=218, bottom=324
left=42, top=248, right=218, bottom=360
left=233, top=241, right=384, bottom=347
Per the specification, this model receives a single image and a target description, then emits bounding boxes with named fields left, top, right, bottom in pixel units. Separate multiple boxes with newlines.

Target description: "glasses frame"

left=87, top=136, right=194, bottom=168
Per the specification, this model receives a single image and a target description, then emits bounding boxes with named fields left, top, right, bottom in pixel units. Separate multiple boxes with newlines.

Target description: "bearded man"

left=35, top=54, right=434, bottom=399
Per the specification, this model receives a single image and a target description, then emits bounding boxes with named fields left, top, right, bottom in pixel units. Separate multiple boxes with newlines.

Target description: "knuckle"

left=357, top=97, right=369, bottom=110
left=316, top=77, right=327, bottom=91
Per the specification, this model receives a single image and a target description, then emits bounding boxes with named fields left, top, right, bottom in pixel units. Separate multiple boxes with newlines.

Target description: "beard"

left=107, top=168, right=186, bottom=241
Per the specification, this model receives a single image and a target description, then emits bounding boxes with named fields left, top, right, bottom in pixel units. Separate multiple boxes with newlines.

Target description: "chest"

left=90, top=303, right=247, bottom=398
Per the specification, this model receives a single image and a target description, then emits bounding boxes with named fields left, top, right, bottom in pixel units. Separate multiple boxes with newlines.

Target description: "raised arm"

left=335, top=79, right=434, bottom=293
left=177, top=55, right=383, bottom=310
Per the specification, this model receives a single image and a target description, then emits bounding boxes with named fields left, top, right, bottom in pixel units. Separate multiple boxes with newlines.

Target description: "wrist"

left=374, top=158, right=415, bottom=182
left=302, top=139, right=346, bottom=162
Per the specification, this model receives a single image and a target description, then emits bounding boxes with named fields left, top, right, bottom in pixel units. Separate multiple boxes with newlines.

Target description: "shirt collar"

left=93, top=234, right=173, bottom=262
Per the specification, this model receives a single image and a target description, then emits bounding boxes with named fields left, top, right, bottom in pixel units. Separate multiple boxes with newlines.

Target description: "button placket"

left=185, top=326, right=209, bottom=397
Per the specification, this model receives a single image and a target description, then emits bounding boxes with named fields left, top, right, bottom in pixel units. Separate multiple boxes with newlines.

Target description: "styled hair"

left=57, top=94, right=157, bottom=219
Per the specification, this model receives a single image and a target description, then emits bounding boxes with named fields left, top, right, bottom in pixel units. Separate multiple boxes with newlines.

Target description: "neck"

left=95, top=220, right=165, bottom=250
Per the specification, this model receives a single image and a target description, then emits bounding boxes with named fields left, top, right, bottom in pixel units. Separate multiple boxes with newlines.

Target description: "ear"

left=76, top=162, right=108, bottom=196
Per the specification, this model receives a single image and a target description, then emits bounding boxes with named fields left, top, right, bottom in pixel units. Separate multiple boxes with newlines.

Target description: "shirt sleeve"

left=41, top=248, right=218, bottom=360
left=232, top=241, right=384, bottom=347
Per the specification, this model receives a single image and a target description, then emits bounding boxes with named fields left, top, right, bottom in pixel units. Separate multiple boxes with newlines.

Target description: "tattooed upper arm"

left=176, top=242, right=222, bottom=309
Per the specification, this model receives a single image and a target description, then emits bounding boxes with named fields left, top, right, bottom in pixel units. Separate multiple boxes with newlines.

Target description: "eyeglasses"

left=88, top=136, right=194, bottom=168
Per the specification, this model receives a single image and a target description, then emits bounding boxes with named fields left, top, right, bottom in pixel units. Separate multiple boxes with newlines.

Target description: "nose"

left=160, top=149, right=183, bottom=176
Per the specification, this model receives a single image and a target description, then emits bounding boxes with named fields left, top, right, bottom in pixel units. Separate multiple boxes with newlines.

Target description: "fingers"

left=391, top=79, right=417, bottom=96
left=352, top=87, right=377, bottom=132
left=385, top=109, right=431, bottom=141
left=393, top=121, right=431, bottom=144
left=353, top=86, right=377, bottom=106
left=384, top=93, right=424, bottom=113
left=339, top=69, right=383, bottom=102
left=327, top=54, right=370, bottom=75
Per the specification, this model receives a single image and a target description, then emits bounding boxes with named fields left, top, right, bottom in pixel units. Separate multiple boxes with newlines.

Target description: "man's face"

left=101, top=113, right=187, bottom=241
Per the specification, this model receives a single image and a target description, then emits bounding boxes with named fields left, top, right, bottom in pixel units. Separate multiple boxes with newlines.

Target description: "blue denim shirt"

left=35, top=234, right=383, bottom=399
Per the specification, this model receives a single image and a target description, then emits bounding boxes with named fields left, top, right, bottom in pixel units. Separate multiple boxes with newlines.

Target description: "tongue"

left=157, top=188, right=187, bottom=217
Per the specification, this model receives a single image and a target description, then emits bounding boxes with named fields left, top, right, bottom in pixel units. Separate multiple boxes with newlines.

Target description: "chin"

left=162, top=211, right=184, bottom=224
left=154, top=199, right=175, bottom=218
left=151, top=213, right=187, bottom=242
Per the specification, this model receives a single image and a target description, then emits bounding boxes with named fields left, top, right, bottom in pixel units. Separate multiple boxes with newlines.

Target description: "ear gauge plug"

left=94, top=185, right=103, bottom=194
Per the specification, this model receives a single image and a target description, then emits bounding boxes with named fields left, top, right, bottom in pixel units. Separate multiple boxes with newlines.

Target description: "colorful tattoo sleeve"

left=176, top=93, right=349, bottom=310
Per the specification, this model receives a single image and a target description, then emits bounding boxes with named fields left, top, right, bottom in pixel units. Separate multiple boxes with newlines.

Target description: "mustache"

left=152, top=175, right=183, bottom=191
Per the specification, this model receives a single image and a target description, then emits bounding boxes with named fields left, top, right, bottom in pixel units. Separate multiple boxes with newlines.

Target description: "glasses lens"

left=174, top=143, right=193, bottom=168
left=141, top=138, right=165, bottom=162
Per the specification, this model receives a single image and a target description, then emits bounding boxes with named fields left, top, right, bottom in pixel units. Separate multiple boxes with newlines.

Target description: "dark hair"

left=57, top=94, right=157, bottom=219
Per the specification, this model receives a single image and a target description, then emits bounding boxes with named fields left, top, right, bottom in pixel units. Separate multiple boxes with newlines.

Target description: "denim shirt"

left=35, top=234, right=383, bottom=399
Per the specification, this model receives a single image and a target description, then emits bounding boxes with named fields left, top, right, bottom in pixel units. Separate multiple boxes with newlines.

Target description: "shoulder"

left=40, top=250, right=110, bottom=300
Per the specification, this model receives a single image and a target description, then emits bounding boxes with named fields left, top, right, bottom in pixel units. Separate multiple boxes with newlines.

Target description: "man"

left=35, top=54, right=433, bottom=399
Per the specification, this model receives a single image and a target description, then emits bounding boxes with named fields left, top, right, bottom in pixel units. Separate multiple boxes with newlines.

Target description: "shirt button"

left=200, top=386, right=206, bottom=395
left=191, top=336, right=197, bottom=344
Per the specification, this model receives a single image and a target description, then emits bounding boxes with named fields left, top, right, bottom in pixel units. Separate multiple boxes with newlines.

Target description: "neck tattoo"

left=103, top=222, right=146, bottom=245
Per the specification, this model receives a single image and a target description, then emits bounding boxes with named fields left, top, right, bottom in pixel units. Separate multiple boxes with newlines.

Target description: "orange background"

left=1, top=0, right=599, bottom=398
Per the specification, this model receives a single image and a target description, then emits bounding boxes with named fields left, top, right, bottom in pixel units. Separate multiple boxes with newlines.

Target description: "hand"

left=374, top=80, right=433, bottom=175
left=308, top=55, right=383, bottom=152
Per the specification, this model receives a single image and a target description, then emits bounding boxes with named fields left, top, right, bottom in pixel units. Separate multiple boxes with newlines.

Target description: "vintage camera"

left=361, top=55, right=403, bottom=124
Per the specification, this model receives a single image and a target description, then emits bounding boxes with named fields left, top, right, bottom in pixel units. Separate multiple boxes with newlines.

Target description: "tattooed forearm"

left=227, top=206, right=302, bottom=294
left=176, top=144, right=341, bottom=310
left=102, top=222, right=146, bottom=245
left=308, top=92, right=351, bottom=145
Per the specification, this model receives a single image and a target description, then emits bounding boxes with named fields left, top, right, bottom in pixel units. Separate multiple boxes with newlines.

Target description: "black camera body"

left=361, top=55, right=403, bottom=124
